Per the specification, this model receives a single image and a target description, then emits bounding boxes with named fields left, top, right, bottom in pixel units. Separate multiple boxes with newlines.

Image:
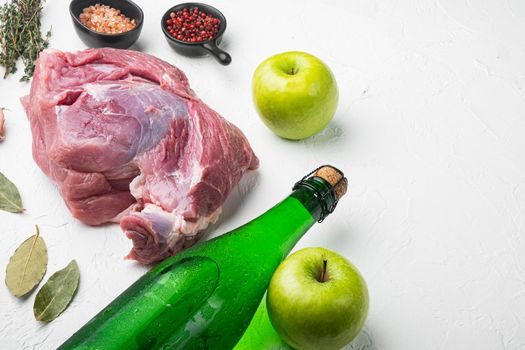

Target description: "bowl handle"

left=202, top=39, right=231, bottom=65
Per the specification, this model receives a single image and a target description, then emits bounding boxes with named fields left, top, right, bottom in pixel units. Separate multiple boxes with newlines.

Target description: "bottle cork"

left=314, top=166, right=348, bottom=200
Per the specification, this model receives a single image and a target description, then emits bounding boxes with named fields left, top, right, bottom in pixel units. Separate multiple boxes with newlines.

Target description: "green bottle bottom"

left=59, top=256, right=222, bottom=350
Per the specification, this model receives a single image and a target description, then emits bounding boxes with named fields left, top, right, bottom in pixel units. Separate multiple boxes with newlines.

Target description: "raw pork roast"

left=22, top=48, right=258, bottom=264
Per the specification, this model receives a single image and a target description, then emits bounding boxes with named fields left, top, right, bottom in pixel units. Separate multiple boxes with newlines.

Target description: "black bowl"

left=69, top=0, right=144, bottom=49
left=161, top=3, right=231, bottom=65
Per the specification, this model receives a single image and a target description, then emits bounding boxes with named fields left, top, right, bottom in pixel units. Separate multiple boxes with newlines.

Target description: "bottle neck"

left=291, top=176, right=339, bottom=222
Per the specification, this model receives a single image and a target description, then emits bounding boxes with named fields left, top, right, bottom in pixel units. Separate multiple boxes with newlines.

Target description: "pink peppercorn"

left=165, top=7, right=221, bottom=43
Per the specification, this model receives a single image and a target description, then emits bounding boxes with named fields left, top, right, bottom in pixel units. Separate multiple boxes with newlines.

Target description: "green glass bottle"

left=58, top=166, right=347, bottom=350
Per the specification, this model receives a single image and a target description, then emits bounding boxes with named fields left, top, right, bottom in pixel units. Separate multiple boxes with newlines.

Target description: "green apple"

left=252, top=52, right=339, bottom=140
left=267, top=247, right=368, bottom=350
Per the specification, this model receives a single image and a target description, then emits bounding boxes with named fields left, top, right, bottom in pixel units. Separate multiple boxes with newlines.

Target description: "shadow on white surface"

left=347, top=327, right=376, bottom=350
left=301, top=119, right=345, bottom=147
left=217, top=36, right=231, bottom=52
left=129, top=41, right=145, bottom=52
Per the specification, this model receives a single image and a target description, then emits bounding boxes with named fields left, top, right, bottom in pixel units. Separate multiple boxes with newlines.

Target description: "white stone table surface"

left=1, top=0, right=525, bottom=349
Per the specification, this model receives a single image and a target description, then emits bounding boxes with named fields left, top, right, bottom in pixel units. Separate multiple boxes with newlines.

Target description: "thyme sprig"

left=0, top=0, right=51, bottom=81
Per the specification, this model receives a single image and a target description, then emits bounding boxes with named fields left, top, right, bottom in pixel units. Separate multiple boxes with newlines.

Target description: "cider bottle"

left=59, top=165, right=347, bottom=350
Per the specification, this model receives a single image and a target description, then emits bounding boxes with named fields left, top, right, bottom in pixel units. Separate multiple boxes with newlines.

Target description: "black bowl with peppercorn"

left=161, top=3, right=231, bottom=65
left=70, top=0, right=144, bottom=49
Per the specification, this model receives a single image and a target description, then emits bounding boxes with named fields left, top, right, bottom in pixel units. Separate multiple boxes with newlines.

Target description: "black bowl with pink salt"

left=70, top=0, right=144, bottom=49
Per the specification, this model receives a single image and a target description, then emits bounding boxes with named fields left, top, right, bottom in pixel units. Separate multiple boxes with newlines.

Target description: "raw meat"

left=22, top=48, right=258, bottom=264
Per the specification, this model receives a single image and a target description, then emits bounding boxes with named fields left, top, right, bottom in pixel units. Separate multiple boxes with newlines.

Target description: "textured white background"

left=1, top=0, right=525, bottom=349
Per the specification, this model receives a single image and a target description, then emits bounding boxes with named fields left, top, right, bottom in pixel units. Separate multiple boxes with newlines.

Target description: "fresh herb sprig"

left=0, top=0, right=51, bottom=81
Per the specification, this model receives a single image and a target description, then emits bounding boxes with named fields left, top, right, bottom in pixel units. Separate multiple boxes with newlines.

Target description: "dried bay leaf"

left=0, top=171, right=23, bottom=213
left=5, top=225, right=47, bottom=297
left=34, top=260, right=80, bottom=322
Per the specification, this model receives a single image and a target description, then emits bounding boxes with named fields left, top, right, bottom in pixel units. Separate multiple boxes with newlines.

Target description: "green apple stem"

left=319, top=259, right=328, bottom=283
